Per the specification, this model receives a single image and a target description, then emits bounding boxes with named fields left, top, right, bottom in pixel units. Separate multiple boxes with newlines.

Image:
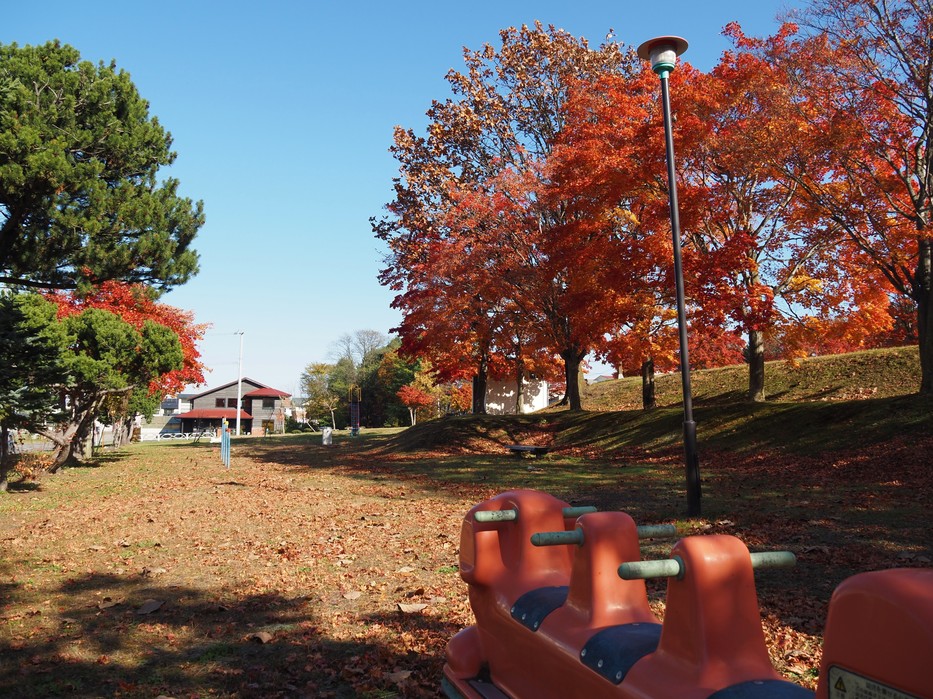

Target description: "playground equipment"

left=443, top=489, right=933, bottom=699
left=219, top=427, right=231, bottom=468
left=349, top=385, right=361, bottom=437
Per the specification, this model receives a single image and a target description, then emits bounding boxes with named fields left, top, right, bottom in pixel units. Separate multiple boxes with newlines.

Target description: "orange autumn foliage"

left=46, top=281, right=208, bottom=395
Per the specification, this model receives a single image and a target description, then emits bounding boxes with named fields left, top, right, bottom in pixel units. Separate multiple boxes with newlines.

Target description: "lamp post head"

left=637, top=36, right=688, bottom=78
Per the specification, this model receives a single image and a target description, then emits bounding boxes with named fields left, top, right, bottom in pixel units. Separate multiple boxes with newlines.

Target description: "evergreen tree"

left=0, top=41, right=202, bottom=291
left=0, top=293, right=70, bottom=490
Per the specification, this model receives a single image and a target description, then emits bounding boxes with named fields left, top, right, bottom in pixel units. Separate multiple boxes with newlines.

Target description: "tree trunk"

left=49, top=441, right=72, bottom=472
left=641, top=358, right=657, bottom=411
left=112, top=417, right=133, bottom=447
left=39, top=428, right=74, bottom=472
left=560, top=348, right=586, bottom=411
left=747, top=328, right=766, bottom=402
left=46, top=397, right=104, bottom=471
left=0, top=424, right=10, bottom=493
left=514, top=361, right=525, bottom=415
left=64, top=416, right=95, bottom=466
left=472, top=354, right=489, bottom=414
left=70, top=409, right=99, bottom=463
left=409, top=407, right=416, bottom=426
left=918, top=236, right=932, bottom=395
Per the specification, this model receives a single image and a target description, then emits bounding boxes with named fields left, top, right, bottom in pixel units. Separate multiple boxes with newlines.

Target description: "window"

left=262, top=398, right=275, bottom=409
left=227, top=398, right=238, bottom=408
left=215, top=398, right=225, bottom=408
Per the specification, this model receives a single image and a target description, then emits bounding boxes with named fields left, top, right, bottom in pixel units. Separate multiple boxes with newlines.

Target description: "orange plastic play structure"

left=816, top=568, right=933, bottom=699
left=443, top=489, right=933, bottom=699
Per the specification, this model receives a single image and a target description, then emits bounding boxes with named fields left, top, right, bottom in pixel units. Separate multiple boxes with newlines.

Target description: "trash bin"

left=322, top=427, right=333, bottom=446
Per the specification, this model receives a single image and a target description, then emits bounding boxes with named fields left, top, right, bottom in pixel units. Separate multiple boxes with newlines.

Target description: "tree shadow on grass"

left=84, top=452, right=130, bottom=466
left=229, top=418, right=932, bottom=643
left=4, top=479, right=41, bottom=492
left=0, top=571, right=454, bottom=698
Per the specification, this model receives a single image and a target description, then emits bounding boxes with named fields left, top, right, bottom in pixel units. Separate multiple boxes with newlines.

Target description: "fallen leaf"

left=250, top=631, right=274, bottom=644
left=396, top=566, right=415, bottom=573
left=397, top=603, right=427, bottom=613
left=136, top=599, right=164, bottom=615
left=343, top=591, right=362, bottom=600
left=802, top=545, right=830, bottom=554
left=97, top=597, right=123, bottom=610
left=388, top=669, right=412, bottom=683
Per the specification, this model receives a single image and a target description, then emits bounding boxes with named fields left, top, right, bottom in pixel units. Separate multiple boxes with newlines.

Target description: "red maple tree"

left=396, top=384, right=435, bottom=426
left=46, top=280, right=208, bottom=394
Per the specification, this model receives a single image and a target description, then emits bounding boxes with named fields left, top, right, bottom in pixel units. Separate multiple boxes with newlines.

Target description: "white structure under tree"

left=484, top=378, right=548, bottom=415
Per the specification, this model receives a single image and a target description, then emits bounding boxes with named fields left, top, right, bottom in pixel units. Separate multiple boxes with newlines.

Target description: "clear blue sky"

left=3, top=0, right=799, bottom=396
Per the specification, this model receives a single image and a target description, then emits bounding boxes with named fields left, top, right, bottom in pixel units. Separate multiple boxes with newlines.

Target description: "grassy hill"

left=584, top=345, right=921, bottom=410
left=389, top=346, right=931, bottom=457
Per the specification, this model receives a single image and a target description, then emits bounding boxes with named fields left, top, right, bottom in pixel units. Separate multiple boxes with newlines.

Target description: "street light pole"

left=235, top=331, right=244, bottom=436
left=637, top=36, right=701, bottom=517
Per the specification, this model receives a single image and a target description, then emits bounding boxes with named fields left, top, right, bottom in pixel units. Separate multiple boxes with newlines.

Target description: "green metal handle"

left=530, top=523, right=677, bottom=548
left=531, top=529, right=584, bottom=546
left=473, top=509, right=518, bottom=523
left=618, top=551, right=797, bottom=581
left=749, top=551, right=797, bottom=570
left=473, top=505, right=597, bottom=524
left=562, top=506, right=597, bottom=518
left=618, top=556, right=685, bottom=580
left=635, top=524, right=677, bottom=539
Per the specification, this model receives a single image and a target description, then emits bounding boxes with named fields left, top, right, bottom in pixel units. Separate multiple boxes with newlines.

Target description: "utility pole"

left=235, top=331, right=244, bottom=436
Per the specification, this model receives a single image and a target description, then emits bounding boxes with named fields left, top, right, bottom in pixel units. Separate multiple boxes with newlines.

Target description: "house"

left=589, top=374, right=618, bottom=384
left=176, top=378, right=293, bottom=435
left=157, top=393, right=194, bottom=416
left=242, top=385, right=294, bottom=434
left=485, top=378, right=549, bottom=415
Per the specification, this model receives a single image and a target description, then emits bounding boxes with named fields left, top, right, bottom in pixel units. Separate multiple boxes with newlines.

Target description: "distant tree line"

left=299, top=330, right=470, bottom=429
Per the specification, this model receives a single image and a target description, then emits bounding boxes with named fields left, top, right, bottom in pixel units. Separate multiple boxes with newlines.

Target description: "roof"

left=190, top=377, right=267, bottom=400
left=243, top=387, right=291, bottom=398
left=590, top=375, right=617, bottom=384
left=177, top=409, right=252, bottom=420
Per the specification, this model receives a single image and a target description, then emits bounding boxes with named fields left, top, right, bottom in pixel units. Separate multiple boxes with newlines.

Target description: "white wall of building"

left=485, top=379, right=548, bottom=415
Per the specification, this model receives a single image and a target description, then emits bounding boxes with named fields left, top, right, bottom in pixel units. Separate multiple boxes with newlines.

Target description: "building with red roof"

left=177, top=378, right=293, bottom=435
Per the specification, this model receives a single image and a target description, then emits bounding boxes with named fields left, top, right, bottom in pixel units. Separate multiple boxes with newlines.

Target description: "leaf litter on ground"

left=0, top=417, right=929, bottom=696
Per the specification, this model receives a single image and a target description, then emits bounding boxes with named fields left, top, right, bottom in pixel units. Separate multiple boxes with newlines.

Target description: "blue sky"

left=3, top=0, right=799, bottom=396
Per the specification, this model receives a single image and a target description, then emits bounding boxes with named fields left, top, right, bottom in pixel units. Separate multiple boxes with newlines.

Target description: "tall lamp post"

left=637, top=36, right=701, bottom=516
left=235, top=331, right=244, bottom=436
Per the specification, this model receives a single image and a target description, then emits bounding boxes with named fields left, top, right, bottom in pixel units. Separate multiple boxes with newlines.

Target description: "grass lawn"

left=1, top=431, right=479, bottom=698
left=0, top=347, right=930, bottom=697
